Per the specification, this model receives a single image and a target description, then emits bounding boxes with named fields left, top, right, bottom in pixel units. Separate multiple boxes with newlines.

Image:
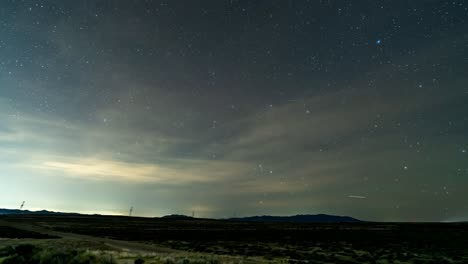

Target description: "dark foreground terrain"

left=1, top=214, right=467, bottom=263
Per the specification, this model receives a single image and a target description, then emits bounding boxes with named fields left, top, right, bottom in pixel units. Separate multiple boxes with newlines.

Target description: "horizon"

left=1, top=206, right=359, bottom=219
left=1, top=1, right=467, bottom=222
left=2, top=207, right=468, bottom=223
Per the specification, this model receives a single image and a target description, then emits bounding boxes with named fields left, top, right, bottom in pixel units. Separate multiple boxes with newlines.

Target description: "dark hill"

left=1, top=209, right=362, bottom=223
left=161, top=214, right=195, bottom=220
left=0, top=208, right=78, bottom=216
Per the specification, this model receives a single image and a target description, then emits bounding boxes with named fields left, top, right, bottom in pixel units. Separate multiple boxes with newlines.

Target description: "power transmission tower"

left=129, top=206, right=134, bottom=217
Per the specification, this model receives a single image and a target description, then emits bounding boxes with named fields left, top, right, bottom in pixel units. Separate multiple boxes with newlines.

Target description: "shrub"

left=0, top=244, right=109, bottom=264
left=135, top=258, right=145, bottom=264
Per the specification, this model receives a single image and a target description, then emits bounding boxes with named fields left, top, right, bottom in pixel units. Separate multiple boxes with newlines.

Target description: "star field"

left=0, top=0, right=467, bottom=221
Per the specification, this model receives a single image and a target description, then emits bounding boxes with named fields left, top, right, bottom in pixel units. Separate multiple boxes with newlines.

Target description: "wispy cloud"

left=348, top=195, right=367, bottom=199
left=19, top=155, right=250, bottom=184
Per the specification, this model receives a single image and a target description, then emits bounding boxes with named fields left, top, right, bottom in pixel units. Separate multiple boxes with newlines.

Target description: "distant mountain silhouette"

left=161, top=214, right=195, bottom=219
left=0, top=208, right=78, bottom=216
left=228, top=214, right=362, bottom=223
left=0, top=209, right=361, bottom=223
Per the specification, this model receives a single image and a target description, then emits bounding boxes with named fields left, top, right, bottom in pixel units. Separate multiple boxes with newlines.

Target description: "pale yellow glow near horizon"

left=25, top=156, right=250, bottom=185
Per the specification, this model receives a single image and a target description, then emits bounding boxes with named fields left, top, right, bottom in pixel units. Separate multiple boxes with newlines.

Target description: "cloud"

left=236, top=87, right=441, bottom=147
left=0, top=82, right=447, bottom=194
left=0, top=128, right=16, bottom=142
left=0, top=69, right=464, bottom=220
left=348, top=195, right=367, bottom=199
left=17, top=155, right=251, bottom=185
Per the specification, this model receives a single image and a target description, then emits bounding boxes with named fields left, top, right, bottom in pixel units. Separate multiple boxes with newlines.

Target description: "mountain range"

left=0, top=208, right=78, bottom=216
left=0, top=208, right=361, bottom=223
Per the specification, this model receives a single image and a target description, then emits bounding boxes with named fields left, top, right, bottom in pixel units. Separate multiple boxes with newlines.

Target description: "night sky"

left=1, top=0, right=467, bottom=221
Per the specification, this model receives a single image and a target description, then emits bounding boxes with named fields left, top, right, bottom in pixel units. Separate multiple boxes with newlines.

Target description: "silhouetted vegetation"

left=2, top=215, right=468, bottom=263
left=0, top=244, right=108, bottom=264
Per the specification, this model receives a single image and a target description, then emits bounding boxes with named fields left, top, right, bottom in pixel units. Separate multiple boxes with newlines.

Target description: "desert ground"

left=1, top=214, right=467, bottom=263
